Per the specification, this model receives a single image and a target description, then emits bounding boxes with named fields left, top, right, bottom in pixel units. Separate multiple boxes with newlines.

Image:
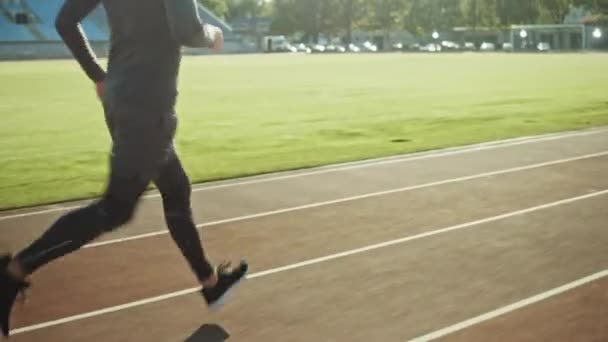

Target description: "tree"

left=404, top=0, right=462, bottom=34
left=434, top=0, right=464, bottom=31
left=380, top=0, right=410, bottom=42
left=460, top=0, right=498, bottom=28
left=318, top=0, right=344, bottom=39
left=339, top=0, right=367, bottom=44
left=198, top=0, right=228, bottom=18
left=365, top=0, right=410, bottom=31
left=279, top=0, right=345, bottom=43
left=538, top=0, right=572, bottom=23
left=295, top=0, right=322, bottom=42
left=461, top=0, right=480, bottom=28
left=494, top=0, right=540, bottom=26
left=267, top=0, right=572, bottom=40
left=572, top=0, right=608, bottom=13
left=270, top=0, right=298, bottom=35
left=343, top=0, right=356, bottom=43
left=225, top=0, right=271, bottom=20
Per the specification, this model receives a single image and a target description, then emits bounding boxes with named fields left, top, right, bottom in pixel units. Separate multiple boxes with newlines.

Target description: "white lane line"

left=408, top=270, right=608, bottom=342
left=84, top=151, right=608, bottom=248
left=1, top=127, right=607, bottom=220
left=11, top=189, right=608, bottom=336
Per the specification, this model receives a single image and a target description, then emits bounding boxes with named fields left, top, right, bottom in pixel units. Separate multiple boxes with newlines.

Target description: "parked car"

left=502, top=42, right=514, bottom=52
left=537, top=42, right=551, bottom=52
left=419, top=43, right=442, bottom=52
left=405, top=43, right=422, bottom=52
left=480, top=42, right=496, bottom=51
left=325, top=44, right=347, bottom=53
left=309, top=44, right=326, bottom=53
left=440, top=40, right=460, bottom=51
left=348, top=43, right=361, bottom=53
left=295, top=43, right=312, bottom=54
left=284, top=44, right=299, bottom=53
left=392, top=42, right=404, bottom=51
left=361, top=41, right=378, bottom=52
left=462, top=42, right=476, bottom=51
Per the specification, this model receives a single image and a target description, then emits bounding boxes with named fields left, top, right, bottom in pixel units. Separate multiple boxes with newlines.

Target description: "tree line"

left=200, top=0, right=607, bottom=42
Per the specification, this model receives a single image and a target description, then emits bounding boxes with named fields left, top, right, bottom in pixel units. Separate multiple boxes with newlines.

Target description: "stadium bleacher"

left=87, top=5, right=108, bottom=31
left=0, top=13, right=33, bottom=41
left=0, top=0, right=34, bottom=41
left=23, top=0, right=61, bottom=40
left=2, top=0, right=234, bottom=42
left=84, top=1, right=234, bottom=41
left=80, top=19, right=107, bottom=41
left=0, top=0, right=248, bottom=58
left=2, top=0, right=115, bottom=41
left=3, top=0, right=22, bottom=14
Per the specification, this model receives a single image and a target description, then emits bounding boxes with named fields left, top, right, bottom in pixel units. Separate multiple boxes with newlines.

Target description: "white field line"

left=1, top=127, right=606, bottom=221
left=84, top=150, right=608, bottom=248
left=408, top=270, right=608, bottom=341
left=10, top=189, right=608, bottom=336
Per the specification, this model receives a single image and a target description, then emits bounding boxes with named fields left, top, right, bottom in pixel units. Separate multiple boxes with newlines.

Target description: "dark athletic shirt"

left=56, top=0, right=211, bottom=111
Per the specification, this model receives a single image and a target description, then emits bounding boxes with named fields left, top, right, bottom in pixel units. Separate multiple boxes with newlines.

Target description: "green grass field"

left=0, top=53, right=607, bottom=209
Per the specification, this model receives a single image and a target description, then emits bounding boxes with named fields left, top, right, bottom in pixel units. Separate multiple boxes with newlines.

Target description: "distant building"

left=350, top=30, right=416, bottom=50
left=509, top=5, right=605, bottom=51
left=450, top=27, right=506, bottom=47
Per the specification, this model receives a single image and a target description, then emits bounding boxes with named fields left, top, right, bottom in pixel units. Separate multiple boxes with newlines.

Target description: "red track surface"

left=1, top=128, right=607, bottom=341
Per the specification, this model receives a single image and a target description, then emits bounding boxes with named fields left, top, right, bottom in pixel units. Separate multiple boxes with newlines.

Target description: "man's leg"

left=153, top=151, right=214, bottom=283
left=15, top=175, right=147, bottom=275
left=0, top=105, right=157, bottom=336
left=5, top=102, right=152, bottom=279
left=153, top=149, right=248, bottom=308
left=0, top=170, right=149, bottom=336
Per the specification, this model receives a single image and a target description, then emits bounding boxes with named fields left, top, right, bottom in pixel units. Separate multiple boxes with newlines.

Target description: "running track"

left=1, top=127, right=607, bottom=341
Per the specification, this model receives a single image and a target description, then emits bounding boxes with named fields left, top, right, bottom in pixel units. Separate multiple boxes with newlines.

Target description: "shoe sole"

left=207, top=276, right=246, bottom=312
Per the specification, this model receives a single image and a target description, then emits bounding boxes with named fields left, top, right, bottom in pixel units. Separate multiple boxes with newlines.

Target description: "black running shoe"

left=0, top=254, right=30, bottom=337
left=201, top=260, right=248, bottom=310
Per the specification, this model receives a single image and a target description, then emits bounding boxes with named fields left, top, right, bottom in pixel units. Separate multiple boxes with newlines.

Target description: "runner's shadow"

left=184, top=324, right=230, bottom=342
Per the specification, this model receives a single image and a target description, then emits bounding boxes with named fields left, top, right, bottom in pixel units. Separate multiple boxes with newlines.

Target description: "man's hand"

left=203, top=24, right=223, bottom=52
left=95, top=81, right=104, bottom=100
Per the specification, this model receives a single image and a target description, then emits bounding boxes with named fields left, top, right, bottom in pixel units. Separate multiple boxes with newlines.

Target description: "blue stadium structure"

left=0, top=0, right=35, bottom=41
left=0, top=0, right=249, bottom=59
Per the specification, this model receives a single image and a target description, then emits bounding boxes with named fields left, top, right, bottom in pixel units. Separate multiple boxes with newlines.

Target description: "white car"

left=463, top=42, right=476, bottom=51
left=419, top=43, right=441, bottom=52
left=296, top=43, right=312, bottom=53
left=362, top=41, right=378, bottom=52
left=537, top=42, right=551, bottom=52
left=480, top=42, right=496, bottom=51
left=348, top=43, right=361, bottom=52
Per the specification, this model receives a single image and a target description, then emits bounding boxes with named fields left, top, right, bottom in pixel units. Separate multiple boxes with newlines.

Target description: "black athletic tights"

left=15, top=151, right=215, bottom=283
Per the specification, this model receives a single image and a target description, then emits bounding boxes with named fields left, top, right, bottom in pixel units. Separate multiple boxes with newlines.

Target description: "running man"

left=0, top=0, right=248, bottom=337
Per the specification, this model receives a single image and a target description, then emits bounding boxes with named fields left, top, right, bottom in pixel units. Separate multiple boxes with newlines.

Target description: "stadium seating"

left=3, top=0, right=22, bottom=14
left=1, top=0, right=247, bottom=54
left=25, top=0, right=107, bottom=40
left=86, top=2, right=233, bottom=41
left=0, top=14, right=34, bottom=41
left=80, top=18, right=108, bottom=41
left=22, top=0, right=61, bottom=39
left=0, top=0, right=35, bottom=41
left=197, top=5, right=232, bottom=33
left=86, top=5, right=108, bottom=30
